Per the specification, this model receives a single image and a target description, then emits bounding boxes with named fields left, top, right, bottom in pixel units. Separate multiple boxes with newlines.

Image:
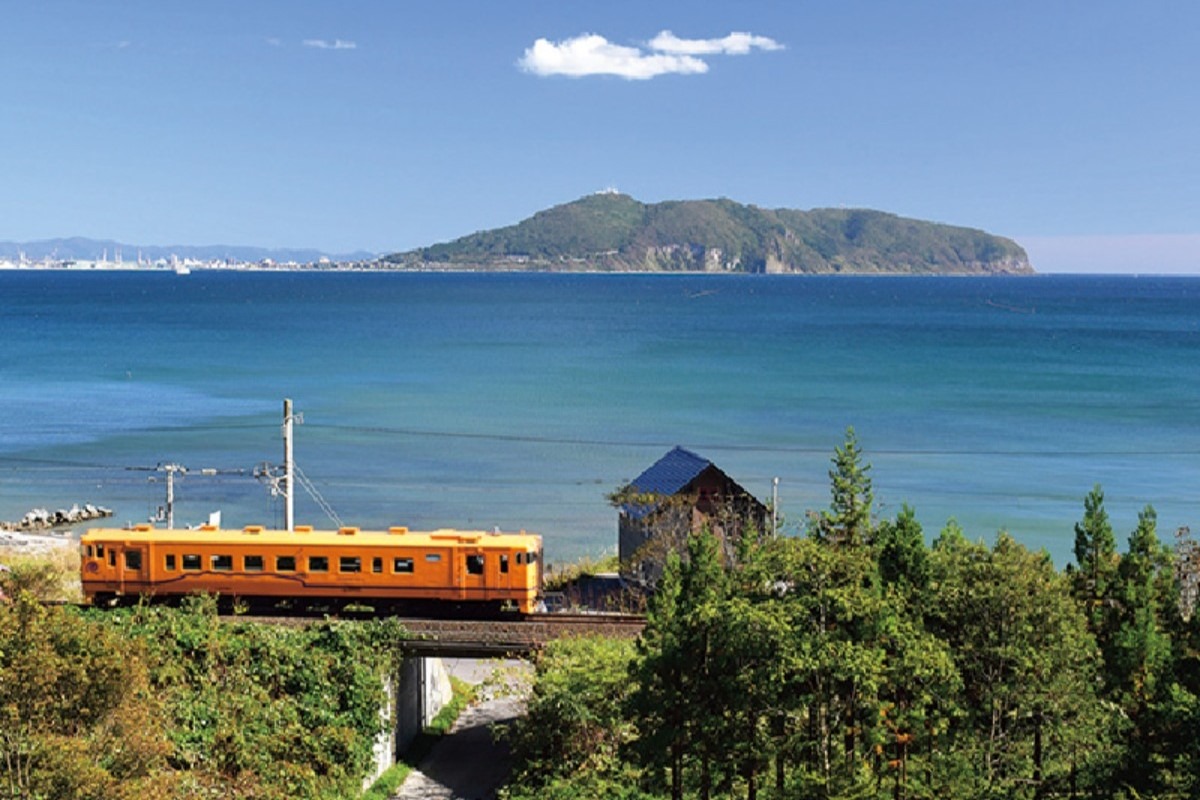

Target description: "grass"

left=0, top=544, right=82, bottom=602
left=544, top=551, right=620, bottom=592
left=360, top=762, right=412, bottom=800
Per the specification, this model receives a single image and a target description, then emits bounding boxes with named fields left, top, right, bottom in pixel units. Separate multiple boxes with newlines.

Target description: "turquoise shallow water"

left=1, top=271, right=1197, bottom=565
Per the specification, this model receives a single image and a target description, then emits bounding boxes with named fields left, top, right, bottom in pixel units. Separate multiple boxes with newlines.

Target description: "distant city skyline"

left=3, top=2, right=1198, bottom=273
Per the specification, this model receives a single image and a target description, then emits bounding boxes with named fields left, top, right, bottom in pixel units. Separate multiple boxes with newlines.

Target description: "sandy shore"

left=0, top=529, right=76, bottom=555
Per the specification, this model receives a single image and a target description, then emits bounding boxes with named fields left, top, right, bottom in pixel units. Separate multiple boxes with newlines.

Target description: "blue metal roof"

left=621, top=446, right=713, bottom=519
left=631, top=446, right=713, bottom=495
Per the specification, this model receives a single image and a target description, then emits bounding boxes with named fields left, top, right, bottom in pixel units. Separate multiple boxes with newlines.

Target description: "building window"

left=182, top=554, right=201, bottom=570
left=244, top=555, right=264, bottom=571
left=309, top=556, right=329, bottom=572
left=124, top=550, right=142, bottom=570
left=372, top=557, right=383, bottom=574
left=276, top=555, right=296, bottom=572
left=340, top=556, right=361, bottom=573
left=393, top=557, right=414, bottom=574
left=466, top=554, right=484, bottom=575
left=212, top=555, right=233, bottom=571
left=165, top=554, right=177, bottom=571
left=500, top=554, right=509, bottom=574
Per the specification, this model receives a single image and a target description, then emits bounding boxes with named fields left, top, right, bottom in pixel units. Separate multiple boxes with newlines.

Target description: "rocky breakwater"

left=2, top=503, right=113, bottom=533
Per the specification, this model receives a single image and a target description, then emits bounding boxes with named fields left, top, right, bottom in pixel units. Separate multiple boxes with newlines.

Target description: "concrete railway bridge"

left=244, top=612, right=647, bottom=789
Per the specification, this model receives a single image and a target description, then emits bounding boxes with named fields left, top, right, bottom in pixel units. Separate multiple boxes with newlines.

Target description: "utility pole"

left=771, top=476, right=779, bottom=536
left=164, top=463, right=183, bottom=529
left=283, top=398, right=295, bottom=532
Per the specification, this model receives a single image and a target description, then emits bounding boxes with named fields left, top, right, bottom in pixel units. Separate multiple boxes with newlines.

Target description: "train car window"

left=309, top=556, right=329, bottom=572
left=500, top=554, right=509, bottom=574
left=528, top=551, right=538, bottom=564
left=108, top=550, right=116, bottom=567
left=212, top=555, right=233, bottom=571
left=124, top=551, right=142, bottom=570
left=165, top=554, right=177, bottom=571
left=515, top=552, right=523, bottom=565
left=84, top=545, right=93, bottom=557
left=276, top=555, right=297, bottom=572
left=340, top=556, right=362, bottom=573
left=394, top=557, right=414, bottom=573
left=97, top=545, right=105, bottom=556
left=425, top=553, right=442, bottom=563
left=372, top=557, right=383, bottom=574
left=182, top=554, right=201, bottom=570
left=466, top=554, right=484, bottom=575
left=244, top=555, right=264, bottom=571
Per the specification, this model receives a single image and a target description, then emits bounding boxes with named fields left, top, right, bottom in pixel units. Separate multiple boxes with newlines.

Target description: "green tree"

left=875, top=504, right=932, bottom=606
left=752, top=534, right=885, bottom=798
left=1072, top=484, right=1119, bottom=617
left=0, top=595, right=172, bottom=800
left=508, top=635, right=637, bottom=787
left=629, top=550, right=689, bottom=800
left=929, top=532, right=1112, bottom=797
left=812, top=427, right=874, bottom=548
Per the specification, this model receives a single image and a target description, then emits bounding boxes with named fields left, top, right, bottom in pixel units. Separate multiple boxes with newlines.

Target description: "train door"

left=119, top=544, right=147, bottom=595
left=462, top=549, right=486, bottom=601
left=495, top=550, right=513, bottom=593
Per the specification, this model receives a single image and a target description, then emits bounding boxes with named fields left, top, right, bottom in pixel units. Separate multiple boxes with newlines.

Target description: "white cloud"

left=648, top=30, right=783, bottom=56
left=266, top=37, right=282, bottom=47
left=519, top=29, right=782, bottom=80
left=303, top=39, right=357, bottom=51
left=519, top=33, right=707, bottom=79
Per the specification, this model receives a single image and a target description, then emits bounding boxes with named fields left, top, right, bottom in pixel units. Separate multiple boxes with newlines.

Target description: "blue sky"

left=3, top=1, right=1198, bottom=272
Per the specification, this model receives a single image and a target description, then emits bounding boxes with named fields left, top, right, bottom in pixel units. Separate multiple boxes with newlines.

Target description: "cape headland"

left=385, top=192, right=1034, bottom=275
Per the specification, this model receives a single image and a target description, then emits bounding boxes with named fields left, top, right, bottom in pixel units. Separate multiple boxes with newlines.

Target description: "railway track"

left=221, top=610, right=647, bottom=656
left=391, top=612, right=647, bottom=657
left=38, top=599, right=646, bottom=656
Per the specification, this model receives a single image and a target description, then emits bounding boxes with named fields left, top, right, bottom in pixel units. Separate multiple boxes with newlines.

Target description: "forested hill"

left=385, top=193, right=1034, bottom=275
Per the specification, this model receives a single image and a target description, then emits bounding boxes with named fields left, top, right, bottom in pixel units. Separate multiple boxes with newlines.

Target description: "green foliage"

left=928, top=532, right=1115, bottom=796
left=875, top=504, right=932, bottom=605
left=545, top=551, right=622, bottom=592
left=811, top=427, right=874, bottom=548
left=385, top=194, right=1033, bottom=275
left=506, top=437, right=1200, bottom=800
left=0, top=594, right=409, bottom=800
left=0, top=594, right=172, bottom=800
left=360, top=762, right=412, bottom=800
left=507, top=635, right=637, bottom=787
left=0, top=546, right=81, bottom=602
left=1074, top=483, right=1119, bottom=595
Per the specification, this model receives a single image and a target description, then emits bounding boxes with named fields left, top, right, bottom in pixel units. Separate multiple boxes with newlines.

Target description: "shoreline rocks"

left=1, top=503, right=113, bottom=533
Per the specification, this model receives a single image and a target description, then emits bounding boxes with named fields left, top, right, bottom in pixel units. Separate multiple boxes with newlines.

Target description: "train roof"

left=82, top=525, right=542, bottom=549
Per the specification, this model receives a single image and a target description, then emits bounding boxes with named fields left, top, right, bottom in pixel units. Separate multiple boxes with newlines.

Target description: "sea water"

left=1, top=270, right=1197, bottom=565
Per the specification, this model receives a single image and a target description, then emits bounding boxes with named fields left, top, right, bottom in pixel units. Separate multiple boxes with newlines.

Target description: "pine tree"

left=814, top=427, right=874, bottom=548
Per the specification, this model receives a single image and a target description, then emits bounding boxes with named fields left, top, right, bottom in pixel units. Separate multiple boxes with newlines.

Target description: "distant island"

left=0, top=193, right=1033, bottom=275
left=385, top=192, right=1034, bottom=275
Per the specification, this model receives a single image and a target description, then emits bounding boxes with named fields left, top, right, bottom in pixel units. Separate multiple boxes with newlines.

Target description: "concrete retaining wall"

left=363, top=656, right=453, bottom=790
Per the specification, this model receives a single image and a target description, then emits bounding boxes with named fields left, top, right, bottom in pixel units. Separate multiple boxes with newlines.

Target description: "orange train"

left=80, top=523, right=545, bottom=614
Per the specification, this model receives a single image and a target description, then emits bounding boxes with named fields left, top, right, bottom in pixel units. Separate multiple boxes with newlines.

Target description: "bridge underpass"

left=365, top=614, right=646, bottom=788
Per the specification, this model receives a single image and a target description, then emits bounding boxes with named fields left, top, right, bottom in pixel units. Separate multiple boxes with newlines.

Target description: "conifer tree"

left=1073, top=483, right=1118, bottom=603
left=814, top=427, right=874, bottom=548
